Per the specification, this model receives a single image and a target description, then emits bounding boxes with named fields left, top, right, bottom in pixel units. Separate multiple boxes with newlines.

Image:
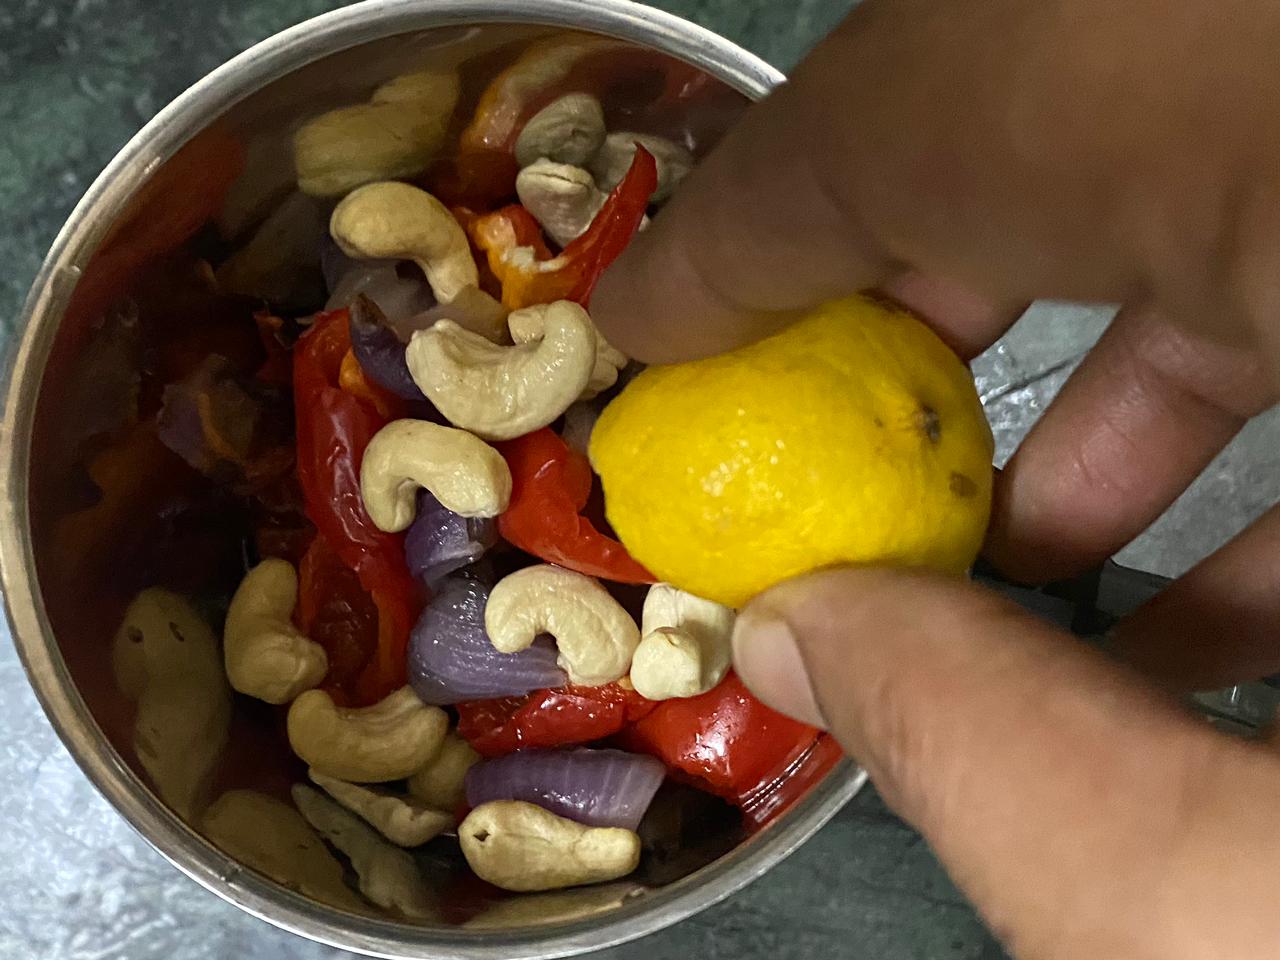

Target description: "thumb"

left=733, top=568, right=1280, bottom=960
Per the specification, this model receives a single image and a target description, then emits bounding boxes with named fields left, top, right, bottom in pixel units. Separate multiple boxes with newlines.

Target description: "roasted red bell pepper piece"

left=296, top=532, right=377, bottom=703
left=293, top=308, right=419, bottom=704
left=457, top=682, right=656, bottom=758
left=468, top=204, right=554, bottom=276
left=472, top=149, right=657, bottom=309
left=737, top=733, right=845, bottom=829
left=496, top=428, right=654, bottom=583
left=619, top=673, right=837, bottom=828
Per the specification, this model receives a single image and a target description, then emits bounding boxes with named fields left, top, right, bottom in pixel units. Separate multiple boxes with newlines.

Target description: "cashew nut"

left=203, top=789, right=367, bottom=912
left=294, top=103, right=449, bottom=198
left=359, top=419, right=512, bottom=533
left=405, top=301, right=595, bottom=441
left=514, top=93, right=607, bottom=168
left=293, top=785, right=436, bottom=919
left=287, top=687, right=448, bottom=782
left=112, top=589, right=231, bottom=820
left=590, top=132, right=694, bottom=203
left=224, top=559, right=328, bottom=704
left=406, top=731, right=480, bottom=811
left=464, top=882, right=642, bottom=929
left=330, top=182, right=477, bottom=303
left=485, top=564, right=640, bottom=686
left=459, top=801, right=641, bottom=892
left=507, top=300, right=627, bottom=399
left=308, top=769, right=453, bottom=847
left=371, top=68, right=460, bottom=108
left=629, top=584, right=734, bottom=701
left=515, top=160, right=608, bottom=248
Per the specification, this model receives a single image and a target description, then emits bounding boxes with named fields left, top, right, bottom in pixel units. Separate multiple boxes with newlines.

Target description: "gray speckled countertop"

left=2, top=2, right=1278, bottom=959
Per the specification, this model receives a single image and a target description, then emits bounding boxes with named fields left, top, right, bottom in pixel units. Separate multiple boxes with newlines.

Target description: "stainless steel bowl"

left=0, top=2, right=865, bottom=956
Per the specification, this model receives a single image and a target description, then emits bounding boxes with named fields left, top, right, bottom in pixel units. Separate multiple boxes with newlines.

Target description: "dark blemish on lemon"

left=126, top=626, right=144, bottom=644
left=168, top=621, right=187, bottom=643
left=873, top=416, right=885, bottom=429
left=949, top=472, right=978, bottom=498
left=917, top=405, right=942, bottom=444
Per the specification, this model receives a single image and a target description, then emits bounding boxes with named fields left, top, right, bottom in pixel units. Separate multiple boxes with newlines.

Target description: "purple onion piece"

left=349, top=295, right=427, bottom=401
left=409, top=576, right=566, bottom=705
left=326, top=259, right=438, bottom=321
left=465, top=748, right=667, bottom=831
left=405, top=490, right=497, bottom=585
left=157, top=354, right=261, bottom=477
left=320, top=237, right=359, bottom=294
left=390, top=286, right=508, bottom=343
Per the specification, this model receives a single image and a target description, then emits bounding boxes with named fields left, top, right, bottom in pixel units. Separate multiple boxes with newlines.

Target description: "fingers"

left=733, top=567, right=1280, bottom=959
left=986, top=307, right=1275, bottom=583
left=591, top=3, right=1137, bottom=365
left=591, top=55, right=890, bottom=364
left=877, top=272, right=1027, bottom=361
left=1111, top=504, right=1280, bottom=690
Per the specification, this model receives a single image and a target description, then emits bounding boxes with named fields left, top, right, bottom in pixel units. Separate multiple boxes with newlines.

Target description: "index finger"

left=592, top=75, right=1017, bottom=362
left=592, top=1, right=1189, bottom=363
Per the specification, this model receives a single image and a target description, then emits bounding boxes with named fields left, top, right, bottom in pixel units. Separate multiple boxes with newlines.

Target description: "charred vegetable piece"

left=408, top=575, right=566, bottom=705
left=293, top=309, right=419, bottom=704
left=457, top=682, right=655, bottom=758
left=465, top=748, right=665, bottom=830
left=496, top=428, right=653, bottom=583
left=619, top=673, right=835, bottom=828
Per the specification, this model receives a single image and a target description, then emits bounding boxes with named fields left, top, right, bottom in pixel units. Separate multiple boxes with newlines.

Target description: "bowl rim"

left=0, top=1, right=866, bottom=956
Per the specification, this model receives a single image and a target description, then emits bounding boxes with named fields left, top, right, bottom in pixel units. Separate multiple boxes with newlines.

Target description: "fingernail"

left=732, top=607, right=827, bottom=729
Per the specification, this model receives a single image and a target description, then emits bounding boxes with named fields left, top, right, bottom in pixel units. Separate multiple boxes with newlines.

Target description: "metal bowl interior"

left=0, top=2, right=865, bottom=957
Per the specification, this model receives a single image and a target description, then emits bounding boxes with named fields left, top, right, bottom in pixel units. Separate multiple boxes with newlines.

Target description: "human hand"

left=593, top=2, right=1280, bottom=957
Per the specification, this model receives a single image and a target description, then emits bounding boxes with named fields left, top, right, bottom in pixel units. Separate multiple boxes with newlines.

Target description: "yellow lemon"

left=589, top=295, right=994, bottom=608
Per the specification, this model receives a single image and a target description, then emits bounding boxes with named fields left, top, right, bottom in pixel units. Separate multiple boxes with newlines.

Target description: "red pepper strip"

left=496, top=428, right=655, bottom=584
left=449, top=206, right=505, bottom=300
left=618, top=673, right=831, bottom=828
left=489, top=148, right=658, bottom=310
left=457, top=682, right=656, bottom=758
left=338, top=348, right=400, bottom=420
left=296, top=532, right=378, bottom=704
left=293, top=309, right=419, bottom=704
